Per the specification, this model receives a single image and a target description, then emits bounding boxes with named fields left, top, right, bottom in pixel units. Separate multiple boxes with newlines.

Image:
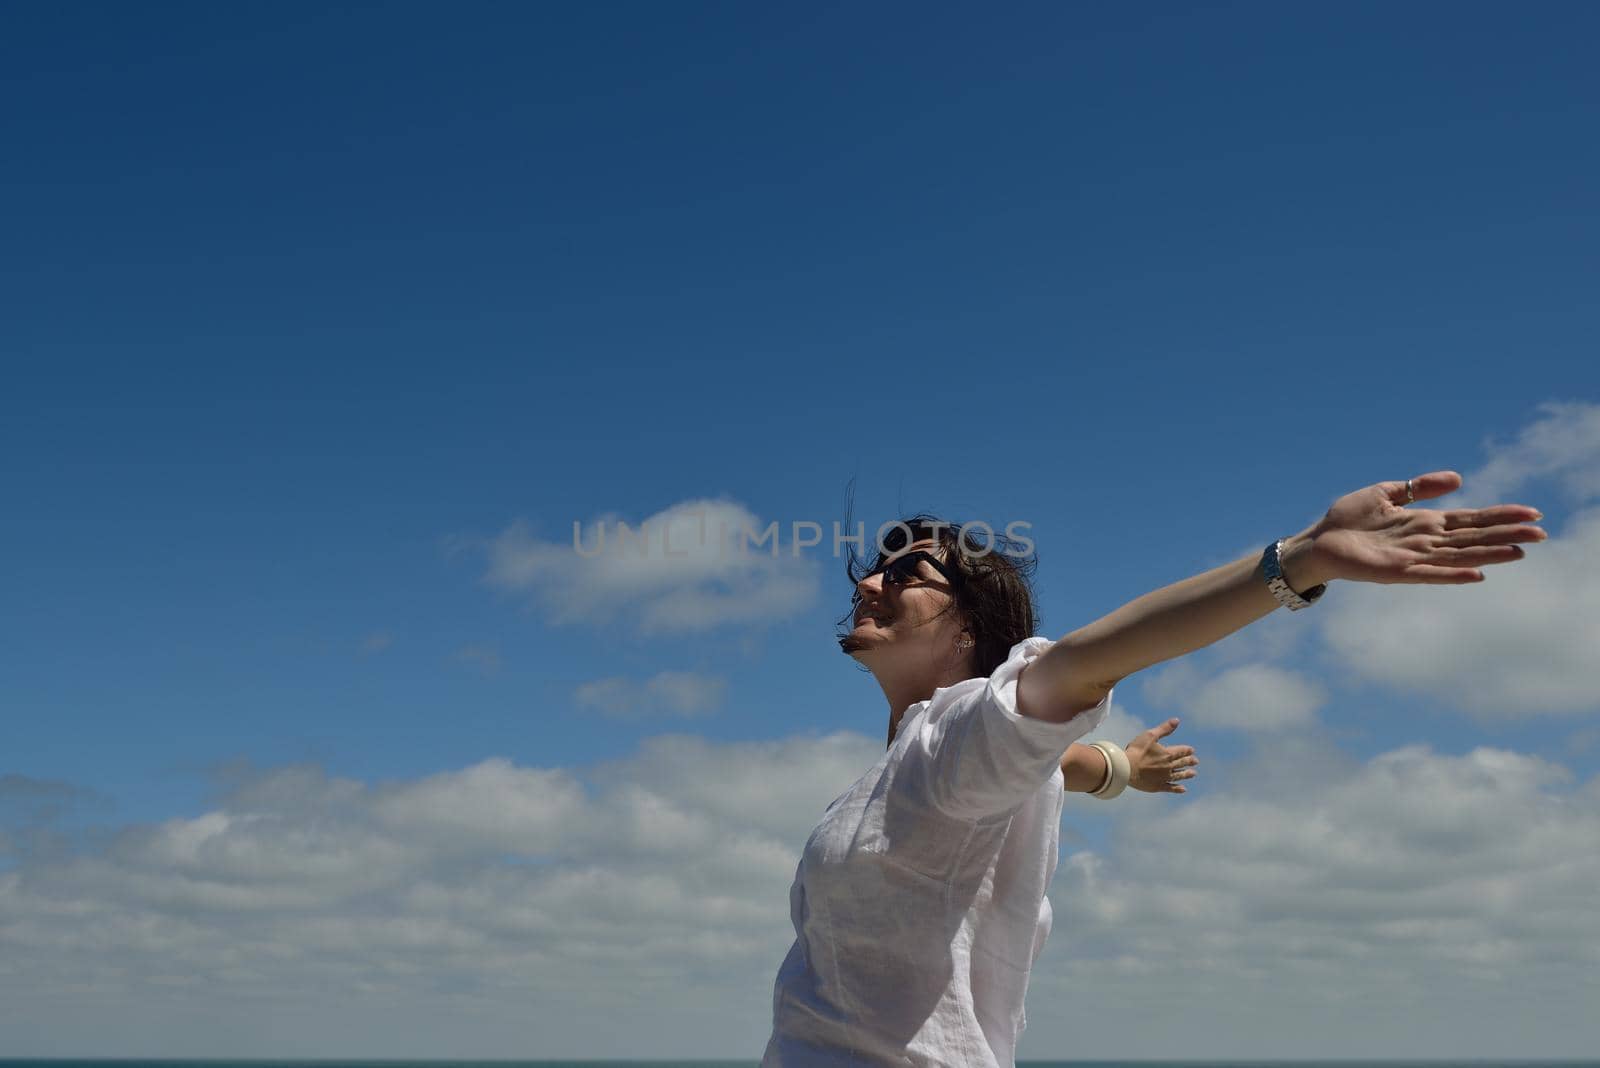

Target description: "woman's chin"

left=839, top=632, right=884, bottom=656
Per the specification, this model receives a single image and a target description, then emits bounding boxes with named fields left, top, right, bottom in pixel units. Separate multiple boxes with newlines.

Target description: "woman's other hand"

left=1126, top=718, right=1197, bottom=794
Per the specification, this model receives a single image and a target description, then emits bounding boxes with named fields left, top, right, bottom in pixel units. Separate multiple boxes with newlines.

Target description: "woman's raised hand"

left=1126, top=718, right=1198, bottom=795
left=1303, top=470, right=1545, bottom=586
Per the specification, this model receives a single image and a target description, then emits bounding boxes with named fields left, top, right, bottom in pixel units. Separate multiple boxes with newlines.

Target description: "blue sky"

left=3, top=2, right=1599, bottom=1060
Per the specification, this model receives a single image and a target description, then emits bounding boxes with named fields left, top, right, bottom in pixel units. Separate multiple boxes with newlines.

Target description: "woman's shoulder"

left=915, top=636, right=1056, bottom=721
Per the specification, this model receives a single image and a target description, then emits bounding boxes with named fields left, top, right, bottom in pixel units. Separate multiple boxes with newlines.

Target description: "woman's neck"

left=879, top=664, right=971, bottom=747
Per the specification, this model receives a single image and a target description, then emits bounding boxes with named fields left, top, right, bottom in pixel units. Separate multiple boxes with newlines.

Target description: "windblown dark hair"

left=833, top=482, right=1039, bottom=682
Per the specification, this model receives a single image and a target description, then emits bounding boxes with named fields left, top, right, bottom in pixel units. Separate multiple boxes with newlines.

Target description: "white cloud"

left=0, top=731, right=882, bottom=1059
left=1453, top=399, right=1600, bottom=508
left=1033, top=741, right=1600, bottom=1060
left=481, top=497, right=820, bottom=634
left=1142, top=660, right=1328, bottom=730
left=480, top=498, right=819, bottom=633
left=368, top=758, right=587, bottom=855
left=573, top=670, right=728, bottom=720
left=1319, top=504, right=1600, bottom=718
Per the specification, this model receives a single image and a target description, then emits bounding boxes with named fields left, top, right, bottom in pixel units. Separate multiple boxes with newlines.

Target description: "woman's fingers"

left=1442, top=505, right=1542, bottom=530
left=1423, top=543, right=1527, bottom=567
left=1163, top=754, right=1198, bottom=793
left=1435, top=521, right=1546, bottom=547
left=1386, top=470, right=1463, bottom=506
left=1404, top=516, right=1547, bottom=580
left=1401, top=563, right=1488, bottom=583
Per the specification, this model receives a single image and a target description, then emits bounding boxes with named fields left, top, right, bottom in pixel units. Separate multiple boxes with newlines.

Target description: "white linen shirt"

left=762, top=636, right=1113, bottom=1067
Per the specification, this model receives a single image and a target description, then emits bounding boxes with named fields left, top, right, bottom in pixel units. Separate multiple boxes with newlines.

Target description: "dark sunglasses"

left=862, top=550, right=961, bottom=591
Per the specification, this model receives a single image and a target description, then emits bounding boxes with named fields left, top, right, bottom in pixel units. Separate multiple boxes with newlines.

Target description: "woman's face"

left=842, top=538, right=970, bottom=675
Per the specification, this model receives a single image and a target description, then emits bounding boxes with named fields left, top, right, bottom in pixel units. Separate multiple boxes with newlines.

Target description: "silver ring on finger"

left=1405, top=479, right=1414, bottom=503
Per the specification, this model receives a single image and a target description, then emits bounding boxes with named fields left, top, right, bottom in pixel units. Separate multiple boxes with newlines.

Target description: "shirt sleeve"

left=899, top=636, right=1114, bottom=822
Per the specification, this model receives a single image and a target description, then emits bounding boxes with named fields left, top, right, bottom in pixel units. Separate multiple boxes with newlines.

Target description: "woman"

left=762, top=471, right=1544, bottom=1066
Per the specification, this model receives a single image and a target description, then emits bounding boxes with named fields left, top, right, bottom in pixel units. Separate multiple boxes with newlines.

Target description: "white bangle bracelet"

left=1089, top=741, right=1131, bottom=800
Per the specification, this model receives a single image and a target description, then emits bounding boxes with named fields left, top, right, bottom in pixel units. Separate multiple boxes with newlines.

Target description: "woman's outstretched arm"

left=1019, top=471, right=1545, bottom=725
left=1022, top=530, right=1321, bottom=721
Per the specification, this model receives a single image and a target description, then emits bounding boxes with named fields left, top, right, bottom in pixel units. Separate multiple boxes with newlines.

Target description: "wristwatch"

left=1261, top=538, right=1326, bottom=611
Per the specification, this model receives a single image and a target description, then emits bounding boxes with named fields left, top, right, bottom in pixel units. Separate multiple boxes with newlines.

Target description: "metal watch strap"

left=1261, top=538, right=1326, bottom=611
